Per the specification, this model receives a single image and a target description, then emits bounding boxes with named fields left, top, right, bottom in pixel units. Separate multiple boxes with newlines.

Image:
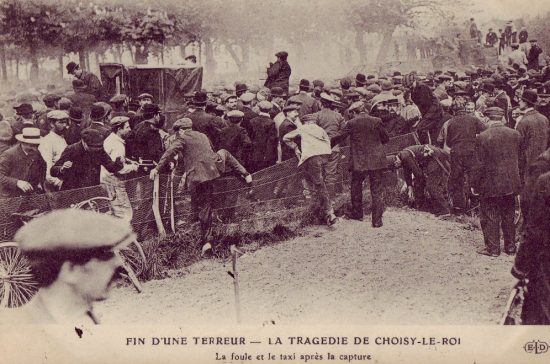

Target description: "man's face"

left=287, top=110, right=299, bottom=121
left=539, top=96, right=550, bottom=106
left=119, top=122, right=131, bottom=139
left=511, top=109, right=523, bottom=121
left=73, top=69, right=83, bottom=78
left=52, top=118, right=69, bottom=135
left=465, top=102, right=475, bottom=114
left=225, top=98, right=238, bottom=111
left=21, top=143, right=39, bottom=155
left=71, top=252, right=123, bottom=302
left=139, top=98, right=152, bottom=107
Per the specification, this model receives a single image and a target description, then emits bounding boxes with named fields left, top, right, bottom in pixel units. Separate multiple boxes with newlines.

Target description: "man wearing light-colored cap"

left=38, top=110, right=69, bottom=191
left=101, top=116, right=138, bottom=221
left=3, top=209, right=135, bottom=324
left=217, top=111, right=251, bottom=167
left=238, top=92, right=259, bottom=136
left=0, top=127, right=46, bottom=198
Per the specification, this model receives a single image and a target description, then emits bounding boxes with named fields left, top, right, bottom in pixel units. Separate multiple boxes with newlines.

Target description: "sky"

left=469, top=0, right=550, bottom=21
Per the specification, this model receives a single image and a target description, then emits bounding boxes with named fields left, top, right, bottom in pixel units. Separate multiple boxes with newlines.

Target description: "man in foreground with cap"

left=472, top=107, right=521, bottom=256
left=516, top=89, right=549, bottom=184
left=264, top=51, right=292, bottom=95
left=247, top=101, right=278, bottom=172
left=3, top=209, right=135, bottom=324
left=51, top=129, right=123, bottom=190
left=0, top=127, right=46, bottom=198
left=38, top=111, right=69, bottom=191
left=66, top=62, right=103, bottom=100
left=150, top=118, right=252, bottom=256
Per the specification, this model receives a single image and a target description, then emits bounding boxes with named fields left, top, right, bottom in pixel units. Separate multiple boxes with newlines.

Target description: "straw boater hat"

left=15, top=127, right=42, bottom=145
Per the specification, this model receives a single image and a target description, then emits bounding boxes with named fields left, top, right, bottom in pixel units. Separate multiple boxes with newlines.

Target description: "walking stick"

left=229, top=244, right=245, bottom=323
left=170, top=173, right=175, bottom=233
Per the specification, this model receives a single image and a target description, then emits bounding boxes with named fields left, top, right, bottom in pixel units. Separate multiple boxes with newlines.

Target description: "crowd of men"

left=1, top=41, right=550, bottom=324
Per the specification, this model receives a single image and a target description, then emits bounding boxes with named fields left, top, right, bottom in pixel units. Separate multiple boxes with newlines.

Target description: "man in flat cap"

left=472, top=107, right=521, bottom=256
left=0, top=127, right=46, bottom=198
left=264, top=51, right=291, bottom=95
left=247, top=101, right=278, bottom=172
left=109, top=94, right=133, bottom=119
left=150, top=118, right=252, bottom=256
left=66, top=61, right=103, bottom=100
left=217, top=110, right=252, bottom=167
left=38, top=111, right=69, bottom=191
left=131, top=93, right=155, bottom=128
left=4, top=209, right=135, bottom=324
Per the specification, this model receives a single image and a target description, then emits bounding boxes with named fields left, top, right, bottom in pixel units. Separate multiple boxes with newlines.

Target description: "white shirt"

left=38, top=131, right=67, bottom=185
left=101, top=133, right=136, bottom=182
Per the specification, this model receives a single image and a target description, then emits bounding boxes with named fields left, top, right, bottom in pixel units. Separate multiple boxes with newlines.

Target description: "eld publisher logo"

left=524, top=340, right=549, bottom=354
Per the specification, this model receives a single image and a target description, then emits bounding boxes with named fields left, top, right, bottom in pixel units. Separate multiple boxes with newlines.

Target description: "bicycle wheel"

left=0, top=242, right=38, bottom=308
left=118, top=240, right=146, bottom=293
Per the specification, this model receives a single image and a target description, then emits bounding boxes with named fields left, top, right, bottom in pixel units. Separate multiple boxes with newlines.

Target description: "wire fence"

left=0, top=132, right=419, bottom=242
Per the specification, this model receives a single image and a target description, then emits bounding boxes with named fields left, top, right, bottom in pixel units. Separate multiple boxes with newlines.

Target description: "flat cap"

left=109, top=116, right=130, bottom=128
left=483, top=106, right=505, bottom=117
left=46, top=110, right=69, bottom=120
left=257, top=100, right=273, bottom=111
left=239, top=92, right=255, bottom=103
left=366, top=84, right=382, bottom=93
left=15, top=209, right=135, bottom=253
left=173, top=117, right=193, bottom=130
left=348, top=101, right=365, bottom=112
left=380, top=80, right=393, bottom=91
left=109, top=94, right=127, bottom=103
left=138, top=93, right=154, bottom=100
left=227, top=110, right=245, bottom=118
left=81, top=129, right=105, bottom=150
left=43, top=94, right=61, bottom=104
left=223, top=94, right=238, bottom=103
left=320, top=92, right=336, bottom=103
left=329, top=89, right=343, bottom=98
left=283, top=104, right=300, bottom=112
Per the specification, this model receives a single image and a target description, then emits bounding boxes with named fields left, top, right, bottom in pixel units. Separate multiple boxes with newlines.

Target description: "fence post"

left=152, top=174, right=166, bottom=236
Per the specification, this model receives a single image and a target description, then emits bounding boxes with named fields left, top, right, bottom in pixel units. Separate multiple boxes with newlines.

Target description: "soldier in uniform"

left=3, top=209, right=135, bottom=324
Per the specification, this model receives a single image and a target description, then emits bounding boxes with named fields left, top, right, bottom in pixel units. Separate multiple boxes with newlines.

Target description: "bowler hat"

left=68, top=107, right=84, bottom=123
left=312, top=80, right=325, bottom=89
left=299, top=79, right=311, bottom=90
left=194, top=91, right=208, bottom=106
left=522, top=89, right=538, bottom=105
left=235, top=83, right=248, bottom=95
left=43, top=94, right=61, bottom=105
left=66, top=62, right=79, bottom=75
left=142, top=103, right=161, bottom=115
left=14, top=103, right=34, bottom=115
left=355, top=73, right=367, bottom=86
left=15, top=209, right=135, bottom=253
left=90, top=103, right=109, bottom=121
left=81, top=129, right=105, bottom=151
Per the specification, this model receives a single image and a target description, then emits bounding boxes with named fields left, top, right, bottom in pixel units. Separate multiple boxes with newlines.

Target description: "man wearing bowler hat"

left=11, top=103, right=38, bottom=136
left=51, top=129, right=123, bottom=190
left=84, top=102, right=112, bottom=142
left=516, top=89, right=550, bottom=184
left=66, top=61, right=103, bottom=100
left=0, top=127, right=46, bottom=198
left=288, top=79, right=320, bottom=119
left=3, top=209, right=135, bottom=324
left=187, top=91, right=227, bottom=150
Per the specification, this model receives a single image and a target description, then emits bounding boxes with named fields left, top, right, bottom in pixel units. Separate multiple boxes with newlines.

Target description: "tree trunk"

left=375, top=31, right=394, bottom=66
left=355, top=30, right=367, bottom=65
left=225, top=43, right=244, bottom=73
left=203, top=38, right=217, bottom=75
left=0, top=44, right=7, bottom=81
left=241, top=43, right=249, bottom=74
left=85, top=51, right=91, bottom=71
left=58, top=52, right=64, bottom=80
left=160, top=45, right=164, bottom=65
left=135, top=44, right=149, bottom=64
left=15, top=55, right=19, bottom=80
left=29, top=48, right=39, bottom=81
left=78, top=50, right=87, bottom=70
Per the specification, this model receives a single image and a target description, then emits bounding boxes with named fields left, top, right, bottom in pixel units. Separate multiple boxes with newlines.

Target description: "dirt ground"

left=97, top=207, right=516, bottom=325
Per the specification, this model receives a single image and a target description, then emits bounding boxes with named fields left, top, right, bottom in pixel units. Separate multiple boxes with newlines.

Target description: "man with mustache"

left=3, top=209, right=135, bottom=324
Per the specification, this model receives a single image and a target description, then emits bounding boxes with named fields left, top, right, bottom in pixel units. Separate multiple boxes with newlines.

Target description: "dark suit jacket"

left=0, top=144, right=46, bottom=198
left=516, top=109, right=549, bottom=181
left=130, top=120, right=164, bottom=163
left=188, top=109, right=227, bottom=149
left=248, top=114, right=278, bottom=164
left=473, top=123, right=521, bottom=197
left=331, top=113, right=389, bottom=171
left=51, top=141, right=122, bottom=190
left=217, top=123, right=251, bottom=165
left=279, top=119, right=298, bottom=161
